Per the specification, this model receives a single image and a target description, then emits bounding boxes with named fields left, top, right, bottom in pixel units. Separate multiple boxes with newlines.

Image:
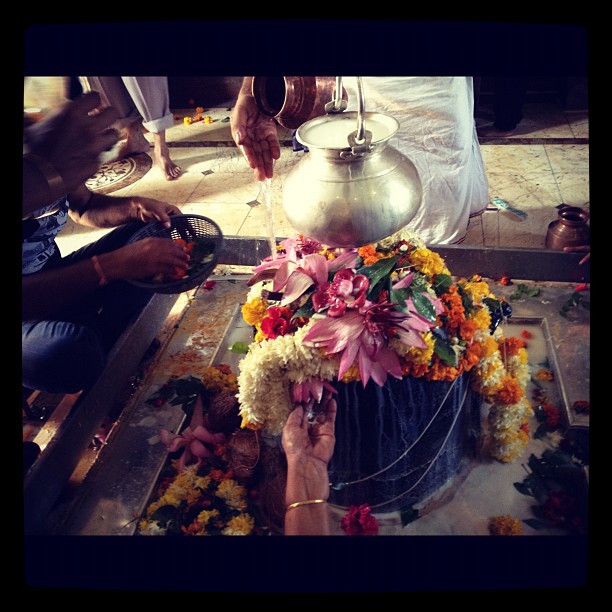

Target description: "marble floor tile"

left=480, top=144, right=552, bottom=174
left=486, top=172, right=563, bottom=211
left=544, top=144, right=590, bottom=174
left=554, top=172, right=590, bottom=209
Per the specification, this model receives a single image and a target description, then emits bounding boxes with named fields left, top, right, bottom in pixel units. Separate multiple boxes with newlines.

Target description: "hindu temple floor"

left=22, top=94, right=590, bottom=592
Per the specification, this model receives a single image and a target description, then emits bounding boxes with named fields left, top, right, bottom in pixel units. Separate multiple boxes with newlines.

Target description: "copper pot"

left=545, top=206, right=590, bottom=250
left=251, top=76, right=347, bottom=129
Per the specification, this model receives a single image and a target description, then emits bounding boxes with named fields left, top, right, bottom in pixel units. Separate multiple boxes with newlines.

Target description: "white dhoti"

left=345, top=77, right=489, bottom=245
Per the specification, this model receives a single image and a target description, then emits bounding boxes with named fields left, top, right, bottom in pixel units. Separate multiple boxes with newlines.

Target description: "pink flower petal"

left=328, top=250, right=358, bottom=274
left=280, top=270, right=316, bottom=305
left=392, top=271, right=414, bottom=290
left=273, top=260, right=298, bottom=292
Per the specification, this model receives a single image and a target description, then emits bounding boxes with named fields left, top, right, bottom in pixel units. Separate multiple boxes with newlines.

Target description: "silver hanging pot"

left=281, top=77, right=422, bottom=247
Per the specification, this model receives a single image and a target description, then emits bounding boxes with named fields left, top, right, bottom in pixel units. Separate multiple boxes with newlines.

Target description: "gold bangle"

left=92, top=255, right=108, bottom=286
left=24, top=153, right=66, bottom=202
left=286, top=499, right=327, bottom=512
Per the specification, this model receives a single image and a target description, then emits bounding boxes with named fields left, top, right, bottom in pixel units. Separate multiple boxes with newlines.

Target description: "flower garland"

left=237, top=228, right=532, bottom=461
left=137, top=456, right=258, bottom=536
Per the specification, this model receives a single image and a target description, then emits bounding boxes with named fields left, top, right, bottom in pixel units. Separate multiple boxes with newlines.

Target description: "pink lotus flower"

left=159, top=394, right=224, bottom=472
left=291, top=378, right=337, bottom=406
left=303, top=299, right=435, bottom=387
left=312, top=268, right=370, bottom=317
left=159, top=424, right=225, bottom=472
left=248, top=238, right=359, bottom=307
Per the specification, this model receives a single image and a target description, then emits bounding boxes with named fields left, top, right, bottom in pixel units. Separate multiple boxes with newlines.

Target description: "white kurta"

left=344, top=77, right=489, bottom=245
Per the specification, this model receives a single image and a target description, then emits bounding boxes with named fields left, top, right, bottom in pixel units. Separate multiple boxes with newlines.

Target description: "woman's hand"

left=231, top=90, right=281, bottom=181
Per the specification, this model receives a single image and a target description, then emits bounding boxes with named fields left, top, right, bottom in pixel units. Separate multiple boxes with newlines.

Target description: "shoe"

left=478, top=126, right=516, bottom=137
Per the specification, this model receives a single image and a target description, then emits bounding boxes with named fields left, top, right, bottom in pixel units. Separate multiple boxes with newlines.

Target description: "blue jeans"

left=22, top=223, right=154, bottom=394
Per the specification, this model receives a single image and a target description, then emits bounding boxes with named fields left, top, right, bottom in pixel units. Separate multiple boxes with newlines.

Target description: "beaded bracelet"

left=24, top=153, right=66, bottom=202
left=92, top=255, right=108, bottom=286
left=286, top=499, right=327, bottom=512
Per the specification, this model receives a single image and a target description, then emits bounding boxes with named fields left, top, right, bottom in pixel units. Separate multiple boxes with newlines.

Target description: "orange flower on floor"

left=535, top=368, right=554, bottom=381
left=488, top=515, right=523, bottom=535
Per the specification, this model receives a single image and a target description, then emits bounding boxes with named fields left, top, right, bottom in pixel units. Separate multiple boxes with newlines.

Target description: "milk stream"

left=260, top=178, right=276, bottom=260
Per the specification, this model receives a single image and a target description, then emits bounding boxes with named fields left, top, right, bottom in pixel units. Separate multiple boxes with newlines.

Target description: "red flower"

left=542, top=402, right=562, bottom=428
left=260, top=306, right=298, bottom=339
left=341, top=504, right=379, bottom=536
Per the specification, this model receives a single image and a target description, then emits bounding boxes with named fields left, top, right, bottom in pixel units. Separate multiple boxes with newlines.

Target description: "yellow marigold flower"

left=223, top=513, right=255, bottom=535
left=403, top=332, right=435, bottom=365
left=196, top=509, right=220, bottom=527
left=216, top=479, right=248, bottom=511
left=183, top=117, right=193, bottom=125
left=410, top=248, right=449, bottom=277
left=340, top=363, right=361, bottom=383
left=480, top=335, right=500, bottom=359
left=199, top=366, right=238, bottom=394
left=460, top=279, right=491, bottom=304
left=242, top=297, right=269, bottom=327
left=204, top=115, right=213, bottom=124
left=471, top=308, right=491, bottom=331
left=488, top=515, right=523, bottom=536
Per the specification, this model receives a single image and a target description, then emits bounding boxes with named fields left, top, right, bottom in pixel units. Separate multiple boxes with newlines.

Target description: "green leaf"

left=432, top=273, right=453, bottom=296
left=361, top=255, right=399, bottom=295
left=150, top=504, right=181, bottom=527
left=534, top=423, right=549, bottom=439
left=293, top=301, right=315, bottom=319
left=433, top=335, right=458, bottom=367
left=523, top=518, right=548, bottom=530
left=513, top=481, right=533, bottom=497
left=410, top=290, right=437, bottom=322
left=229, top=342, right=250, bottom=354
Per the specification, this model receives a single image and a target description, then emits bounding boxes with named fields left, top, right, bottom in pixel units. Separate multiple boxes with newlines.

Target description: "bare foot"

left=101, top=123, right=150, bottom=163
left=153, top=132, right=182, bottom=180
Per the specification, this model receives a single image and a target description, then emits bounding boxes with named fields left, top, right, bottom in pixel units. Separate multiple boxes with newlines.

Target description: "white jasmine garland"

left=237, top=321, right=339, bottom=434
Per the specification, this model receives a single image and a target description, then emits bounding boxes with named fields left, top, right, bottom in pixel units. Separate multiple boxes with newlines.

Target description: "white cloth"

left=80, top=76, right=174, bottom=134
left=344, top=77, right=489, bottom=245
